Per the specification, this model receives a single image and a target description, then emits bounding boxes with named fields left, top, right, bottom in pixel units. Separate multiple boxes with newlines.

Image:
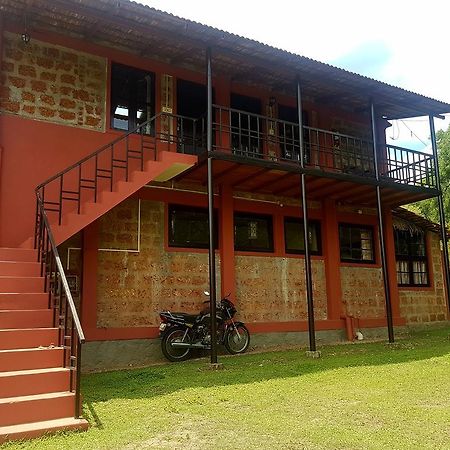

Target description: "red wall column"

left=383, top=209, right=401, bottom=318
left=219, top=184, right=236, bottom=299
left=322, top=198, right=343, bottom=320
left=81, top=220, right=99, bottom=339
left=214, top=76, right=231, bottom=151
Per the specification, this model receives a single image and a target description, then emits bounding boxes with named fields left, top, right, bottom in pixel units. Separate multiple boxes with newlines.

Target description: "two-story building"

left=0, top=0, right=449, bottom=441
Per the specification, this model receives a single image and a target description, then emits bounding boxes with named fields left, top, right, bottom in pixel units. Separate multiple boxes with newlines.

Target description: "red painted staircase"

left=0, top=248, right=88, bottom=443
left=1, top=114, right=199, bottom=442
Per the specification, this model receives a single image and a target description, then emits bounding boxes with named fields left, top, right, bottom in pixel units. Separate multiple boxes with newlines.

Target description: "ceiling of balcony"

left=2, top=0, right=450, bottom=120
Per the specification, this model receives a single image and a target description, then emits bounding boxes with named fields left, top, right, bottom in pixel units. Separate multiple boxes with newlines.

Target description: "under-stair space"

left=0, top=248, right=88, bottom=443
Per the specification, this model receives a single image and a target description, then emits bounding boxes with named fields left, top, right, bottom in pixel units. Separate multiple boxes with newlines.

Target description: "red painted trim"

left=383, top=209, right=401, bottom=317
left=84, top=316, right=407, bottom=341
left=86, top=327, right=160, bottom=341
left=81, top=221, right=99, bottom=333
left=340, top=262, right=381, bottom=268
left=247, top=320, right=344, bottom=333
left=358, top=317, right=406, bottom=328
left=323, top=199, right=343, bottom=320
left=219, top=184, right=236, bottom=298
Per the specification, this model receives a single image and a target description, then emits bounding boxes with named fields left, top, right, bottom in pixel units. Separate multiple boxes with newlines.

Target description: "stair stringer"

left=26, top=151, right=196, bottom=246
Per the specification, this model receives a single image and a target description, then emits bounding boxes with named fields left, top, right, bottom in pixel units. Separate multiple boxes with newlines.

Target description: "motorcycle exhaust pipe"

left=170, top=342, right=209, bottom=349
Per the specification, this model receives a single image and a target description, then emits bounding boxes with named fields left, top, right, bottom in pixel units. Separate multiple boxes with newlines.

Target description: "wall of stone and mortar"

left=0, top=31, right=106, bottom=130
left=94, top=197, right=448, bottom=328
left=340, top=266, right=385, bottom=318
left=399, top=233, right=448, bottom=324
left=95, top=197, right=328, bottom=328
left=96, top=198, right=220, bottom=328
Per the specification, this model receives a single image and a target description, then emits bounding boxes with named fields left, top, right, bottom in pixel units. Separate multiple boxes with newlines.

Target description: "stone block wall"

left=96, top=198, right=219, bottom=328
left=235, top=256, right=327, bottom=322
left=0, top=31, right=106, bottom=130
left=340, top=266, right=385, bottom=318
left=399, top=233, right=448, bottom=324
left=93, top=197, right=447, bottom=330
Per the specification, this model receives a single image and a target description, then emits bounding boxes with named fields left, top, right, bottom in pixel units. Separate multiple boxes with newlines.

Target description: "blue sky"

left=139, top=0, right=450, bottom=150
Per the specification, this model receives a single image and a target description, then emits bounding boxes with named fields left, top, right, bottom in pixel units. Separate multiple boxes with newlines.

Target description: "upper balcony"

left=155, top=107, right=437, bottom=202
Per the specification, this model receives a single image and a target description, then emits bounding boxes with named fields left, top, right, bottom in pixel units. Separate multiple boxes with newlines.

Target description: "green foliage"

left=408, top=125, right=450, bottom=223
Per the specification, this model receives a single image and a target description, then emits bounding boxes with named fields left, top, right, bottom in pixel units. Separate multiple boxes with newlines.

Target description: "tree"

left=407, top=125, right=450, bottom=224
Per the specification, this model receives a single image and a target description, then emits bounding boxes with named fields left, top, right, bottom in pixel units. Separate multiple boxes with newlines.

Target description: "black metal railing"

left=379, top=144, right=436, bottom=188
left=35, top=113, right=201, bottom=226
left=211, top=105, right=437, bottom=189
left=35, top=192, right=85, bottom=419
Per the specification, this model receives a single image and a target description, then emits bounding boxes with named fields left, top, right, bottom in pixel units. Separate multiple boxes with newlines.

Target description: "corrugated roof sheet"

left=2, top=0, right=450, bottom=119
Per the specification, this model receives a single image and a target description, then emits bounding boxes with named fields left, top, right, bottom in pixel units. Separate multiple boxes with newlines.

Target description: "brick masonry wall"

left=0, top=31, right=106, bottom=130
left=340, top=266, right=385, bottom=318
left=399, top=233, right=448, bottom=324
left=235, top=256, right=327, bottom=322
left=96, top=198, right=220, bottom=328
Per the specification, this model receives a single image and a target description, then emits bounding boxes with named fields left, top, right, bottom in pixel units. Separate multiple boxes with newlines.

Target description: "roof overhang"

left=2, top=0, right=450, bottom=120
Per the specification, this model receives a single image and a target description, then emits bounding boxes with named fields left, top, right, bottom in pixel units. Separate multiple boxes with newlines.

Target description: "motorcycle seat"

left=170, top=312, right=199, bottom=324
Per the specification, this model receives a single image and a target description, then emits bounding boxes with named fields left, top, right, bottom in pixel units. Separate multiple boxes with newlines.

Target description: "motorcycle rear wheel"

left=224, top=324, right=250, bottom=354
left=161, top=327, right=193, bottom=362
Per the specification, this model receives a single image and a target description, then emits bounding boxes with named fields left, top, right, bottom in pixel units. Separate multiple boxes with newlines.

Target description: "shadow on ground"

left=81, top=326, right=450, bottom=425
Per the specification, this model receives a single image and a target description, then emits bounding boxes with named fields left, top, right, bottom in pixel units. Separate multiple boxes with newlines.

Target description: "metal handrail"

left=35, top=191, right=85, bottom=418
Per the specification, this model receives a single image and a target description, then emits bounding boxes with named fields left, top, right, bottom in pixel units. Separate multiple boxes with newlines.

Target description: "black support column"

left=206, top=48, right=218, bottom=364
left=370, top=102, right=394, bottom=343
left=297, top=81, right=316, bottom=352
left=429, top=115, right=450, bottom=311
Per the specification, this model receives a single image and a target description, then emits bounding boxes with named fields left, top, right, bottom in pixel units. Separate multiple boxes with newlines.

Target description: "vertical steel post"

left=297, top=81, right=316, bottom=352
left=370, top=101, right=394, bottom=343
left=207, top=48, right=218, bottom=364
left=429, top=115, right=450, bottom=310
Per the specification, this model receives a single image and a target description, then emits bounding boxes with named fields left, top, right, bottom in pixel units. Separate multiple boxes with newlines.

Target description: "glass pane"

left=235, top=214, right=273, bottom=252
left=168, top=206, right=216, bottom=249
left=284, top=218, right=320, bottom=254
left=339, top=225, right=373, bottom=262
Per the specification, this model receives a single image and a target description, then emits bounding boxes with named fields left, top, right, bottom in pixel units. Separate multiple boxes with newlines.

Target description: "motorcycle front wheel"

left=161, top=326, right=193, bottom=362
left=224, top=324, right=250, bottom=354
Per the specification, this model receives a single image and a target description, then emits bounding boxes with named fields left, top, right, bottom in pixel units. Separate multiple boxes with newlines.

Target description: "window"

left=234, top=213, right=273, bottom=252
left=168, top=205, right=217, bottom=249
left=284, top=218, right=321, bottom=255
left=394, top=230, right=429, bottom=286
left=110, top=63, right=155, bottom=132
left=339, top=224, right=375, bottom=263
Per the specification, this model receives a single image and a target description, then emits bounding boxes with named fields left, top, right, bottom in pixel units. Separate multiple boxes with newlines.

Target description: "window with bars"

left=168, top=205, right=217, bottom=249
left=234, top=213, right=274, bottom=252
left=284, top=218, right=322, bottom=255
left=339, top=224, right=375, bottom=263
left=394, top=230, right=429, bottom=286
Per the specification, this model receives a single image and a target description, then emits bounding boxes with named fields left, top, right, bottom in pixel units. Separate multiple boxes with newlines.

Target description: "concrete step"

left=0, top=328, right=58, bottom=350
left=0, top=277, right=44, bottom=293
left=0, top=417, right=88, bottom=444
left=0, top=261, right=41, bottom=277
left=0, top=309, right=53, bottom=329
left=0, top=367, right=70, bottom=398
left=0, top=347, right=64, bottom=372
left=0, top=391, right=75, bottom=427
left=0, top=248, right=37, bottom=263
left=0, top=292, right=48, bottom=310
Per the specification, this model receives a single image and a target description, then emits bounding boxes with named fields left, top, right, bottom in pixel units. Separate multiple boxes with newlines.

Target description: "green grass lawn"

left=3, top=327, right=450, bottom=450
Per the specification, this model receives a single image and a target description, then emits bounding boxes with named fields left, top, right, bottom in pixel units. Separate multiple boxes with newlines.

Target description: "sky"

left=138, top=0, right=450, bottom=151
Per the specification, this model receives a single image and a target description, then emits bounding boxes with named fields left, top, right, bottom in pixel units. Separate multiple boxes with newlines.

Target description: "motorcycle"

left=158, top=292, right=250, bottom=362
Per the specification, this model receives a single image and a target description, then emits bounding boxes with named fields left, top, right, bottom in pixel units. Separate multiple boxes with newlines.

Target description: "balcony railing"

left=203, top=105, right=437, bottom=189
left=379, top=144, right=436, bottom=189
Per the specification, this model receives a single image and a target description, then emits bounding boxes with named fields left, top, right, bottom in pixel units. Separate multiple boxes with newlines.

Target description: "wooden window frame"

left=339, top=223, right=375, bottom=264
